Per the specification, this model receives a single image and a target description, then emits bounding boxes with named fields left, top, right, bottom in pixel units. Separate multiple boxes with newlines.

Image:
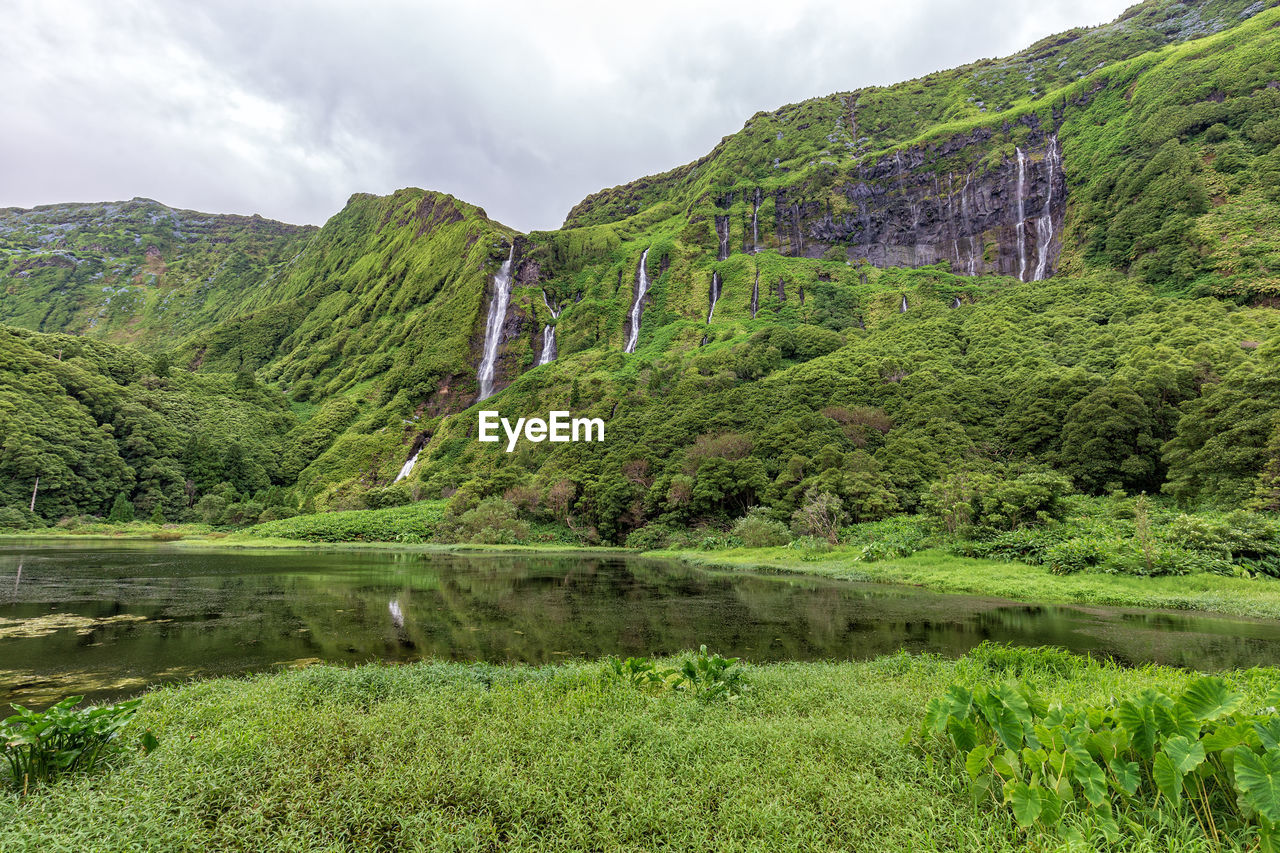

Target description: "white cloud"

left=1, top=0, right=1134, bottom=231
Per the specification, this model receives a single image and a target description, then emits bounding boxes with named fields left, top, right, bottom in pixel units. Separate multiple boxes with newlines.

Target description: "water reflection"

left=2, top=541, right=1280, bottom=708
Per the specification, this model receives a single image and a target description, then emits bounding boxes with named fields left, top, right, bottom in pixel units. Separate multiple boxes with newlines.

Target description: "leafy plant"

left=2, top=696, right=158, bottom=794
left=919, top=674, right=1280, bottom=848
left=609, top=646, right=744, bottom=701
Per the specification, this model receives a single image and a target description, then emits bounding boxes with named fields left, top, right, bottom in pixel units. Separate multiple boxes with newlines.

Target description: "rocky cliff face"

left=717, top=118, right=1067, bottom=281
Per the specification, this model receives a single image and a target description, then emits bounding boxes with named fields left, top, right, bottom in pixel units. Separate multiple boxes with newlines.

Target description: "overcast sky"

left=4, top=0, right=1134, bottom=232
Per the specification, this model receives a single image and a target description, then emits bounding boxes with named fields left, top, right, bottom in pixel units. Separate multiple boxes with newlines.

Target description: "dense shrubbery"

left=249, top=501, right=448, bottom=543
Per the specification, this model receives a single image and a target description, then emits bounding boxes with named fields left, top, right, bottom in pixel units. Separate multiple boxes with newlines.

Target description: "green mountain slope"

left=2, top=0, right=1279, bottom=537
left=0, top=199, right=315, bottom=347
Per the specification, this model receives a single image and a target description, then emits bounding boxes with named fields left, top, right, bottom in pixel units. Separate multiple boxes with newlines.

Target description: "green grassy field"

left=5, top=649, right=1272, bottom=852
left=662, top=547, right=1280, bottom=621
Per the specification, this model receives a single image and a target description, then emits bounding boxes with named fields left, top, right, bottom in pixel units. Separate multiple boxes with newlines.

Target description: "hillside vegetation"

left=0, top=0, right=1277, bottom=553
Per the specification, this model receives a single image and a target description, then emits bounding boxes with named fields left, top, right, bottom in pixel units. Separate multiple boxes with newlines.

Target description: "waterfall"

left=751, top=189, right=761, bottom=253
left=1032, top=136, right=1060, bottom=282
left=716, top=216, right=730, bottom=261
left=1015, top=148, right=1028, bottom=282
left=537, top=290, right=561, bottom=366
left=624, top=248, right=650, bottom=354
left=707, top=271, right=722, bottom=324
left=961, top=173, right=978, bottom=275
left=393, top=449, right=420, bottom=483
left=900, top=294, right=908, bottom=313
left=951, top=296, right=962, bottom=309
left=476, top=245, right=514, bottom=401
left=750, top=269, right=759, bottom=318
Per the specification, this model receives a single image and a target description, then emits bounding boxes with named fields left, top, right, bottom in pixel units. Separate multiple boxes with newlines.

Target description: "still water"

left=3, top=541, right=1280, bottom=708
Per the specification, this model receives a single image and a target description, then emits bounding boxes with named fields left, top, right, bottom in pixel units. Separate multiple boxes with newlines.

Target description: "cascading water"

left=476, top=245, right=514, bottom=401
left=751, top=189, right=761, bottom=253
left=900, top=294, right=908, bottom=313
left=1015, top=148, right=1028, bottom=282
left=716, top=216, right=730, bottom=261
left=961, top=173, right=978, bottom=275
left=393, top=448, right=420, bottom=483
left=624, top=248, right=650, bottom=354
left=951, top=296, right=962, bottom=309
left=707, top=271, right=722, bottom=324
left=537, top=290, right=561, bottom=366
left=750, top=269, right=759, bottom=318
left=1032, top=136, right=1060, bottom=282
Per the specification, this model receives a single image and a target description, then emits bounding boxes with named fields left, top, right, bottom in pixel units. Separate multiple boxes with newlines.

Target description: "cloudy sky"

left=5, top=0, right=1134, bottom=232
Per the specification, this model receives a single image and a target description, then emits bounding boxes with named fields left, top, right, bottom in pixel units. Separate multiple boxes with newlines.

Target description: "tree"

left=149, top=502, right=165, bottom=525
left=1059, top=382, right=1162, bottom=494
left=790, top=490, right=846, bottom=544
left=108, top=493, right=135, bottom=523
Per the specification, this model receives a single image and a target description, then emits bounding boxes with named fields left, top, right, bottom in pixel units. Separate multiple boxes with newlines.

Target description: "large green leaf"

left=1117, top=700, right=1159, bottom=760
left=1163, top=735, right=1207, bottom=775
left=1154, top=702, right=1201, bottom=742
left=946, top=716, right=979, bottom=754
left=1233, top=746, right=1280, bottom=824
left=977, top=685, right=1031, bottom=752
left=1073, top=756, right=1109, bottom=808
left=965, top=744, right=995, bottom=780
left=1177, top=677, right=1244, bottom=722
left=1203, top=721, right=1256, bottom=753
left=1005, top=781, right=1044, bottom=828
left=1108, top=757, right=1141, bottom=796
left=1256, top=719, right=1280, bottom=753
left=1153, top=751, right=1183, bottom=806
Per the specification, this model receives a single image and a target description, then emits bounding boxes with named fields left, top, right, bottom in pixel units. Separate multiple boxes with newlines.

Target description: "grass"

left=659, top=547, right=1280, bottom=621
left=3, top=649, right=1266, bottom=851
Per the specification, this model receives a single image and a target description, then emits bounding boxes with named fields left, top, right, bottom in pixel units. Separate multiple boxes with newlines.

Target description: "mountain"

left=0, top=198, right=315, bottom=346
left=1, top=0, right=1278, bottom=536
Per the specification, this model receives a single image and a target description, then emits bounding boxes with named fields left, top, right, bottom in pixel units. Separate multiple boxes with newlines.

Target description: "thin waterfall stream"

left=624, top=249, right=650, bottom=354
left=476, top=245, right=514, bottom=401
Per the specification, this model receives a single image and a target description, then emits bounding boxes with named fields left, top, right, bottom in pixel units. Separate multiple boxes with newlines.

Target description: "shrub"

left=257, top=506, right=297, bottom=523
left=609, top=646, right=744, bottom=702
left=107, top=494, right=134, bottom=524
left=365, top=484, right=411, bottom=510
left=624, top=524, right=673, bottom=551
left=790, top=490, right=846, bottom=544
left=448, top=498, right=529, bottom=544
left=1046, top=537, right=1106, bottom=575
left=193, top=494, right=228, bottom=525
left=957, top=528, right=1064, bottom=565
left=0, top=505, right=38, bottom=531
left=730, top=511, right=791, bottom=548
left=2, top=696, right=158, bottom=793
left=842, top=515, right=931, bottom=561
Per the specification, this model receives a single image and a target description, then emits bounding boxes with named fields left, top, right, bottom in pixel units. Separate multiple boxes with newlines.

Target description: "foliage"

left=3, top=2, right=1280, bottom=548
left=729, top=509, right=792, bottom=548
left=790, top=491, right=846, bottom=544
left=920, top=673, right=1280, bottom=848
left=609, top=646, right=745, bottom=701
left=248, top=500, right=447, bottom=543
left=2, top=696, right=157, bottom=794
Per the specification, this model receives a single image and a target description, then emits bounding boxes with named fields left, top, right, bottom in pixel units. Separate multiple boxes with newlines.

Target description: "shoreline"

left=7, top=532, right=1280, bottom=620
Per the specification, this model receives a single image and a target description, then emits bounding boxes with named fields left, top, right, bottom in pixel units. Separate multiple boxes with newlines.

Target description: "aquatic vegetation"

left=2, top=696, right=157, bottom=794
left=0, top=613, right=150, bottom=640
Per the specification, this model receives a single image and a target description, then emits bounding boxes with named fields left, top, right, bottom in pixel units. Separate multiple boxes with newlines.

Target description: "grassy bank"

left=660, top=547, right=1280, bottom=621
left=5, top=649, right=1272, bottom=852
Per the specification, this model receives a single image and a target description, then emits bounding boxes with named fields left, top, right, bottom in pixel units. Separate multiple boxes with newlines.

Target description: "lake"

left=3, top=540, right=1280, bottom=708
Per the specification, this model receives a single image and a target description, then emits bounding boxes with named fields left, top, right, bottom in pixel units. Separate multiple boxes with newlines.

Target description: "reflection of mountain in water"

left=4, top=544, right=1280, bottom=708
